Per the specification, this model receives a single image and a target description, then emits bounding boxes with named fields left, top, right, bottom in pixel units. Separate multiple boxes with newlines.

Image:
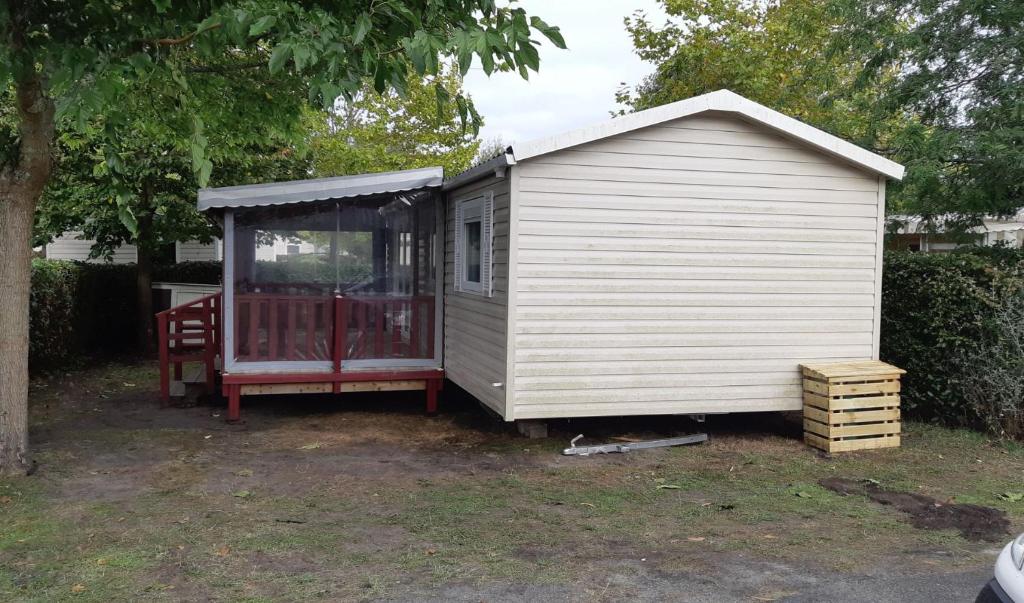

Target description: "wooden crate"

left=800, top=360, right=905, bottom=453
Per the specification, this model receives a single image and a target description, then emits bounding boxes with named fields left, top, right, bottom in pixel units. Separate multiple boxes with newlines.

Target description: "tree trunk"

left=135, top=185, right=155, bottom=354
left=0, top=67, right=56, bottom=476
left=136, top=245, right=155, bottom=354
left=0, top=192, right=37, bottom=476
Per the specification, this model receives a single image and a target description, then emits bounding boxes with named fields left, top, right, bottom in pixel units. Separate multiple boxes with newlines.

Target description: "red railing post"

left=227, top=384, right=241, bottom=422
left=410, top=298, right=419, bottom=358
left=426, top=378, right=438, bottom=414
left=202, top=297, right=215, bottom=394
left=212, top=293, right=221, bottom=356
left=356, top=301, right=367, bottom=358
left=267, top=299, right=279, bottom=360
left=391, top=300, right=402, bottom=357
left=374, top=300, right=385, bottom=357
left=158, top=311, right=170, bottom=405
left=333, top=296, right=344, bottom=373
left=305, top=300, right=316, bottom=360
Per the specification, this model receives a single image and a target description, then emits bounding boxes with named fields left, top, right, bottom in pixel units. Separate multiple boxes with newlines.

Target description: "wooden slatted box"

left=799, top=361, right=905, bottom=453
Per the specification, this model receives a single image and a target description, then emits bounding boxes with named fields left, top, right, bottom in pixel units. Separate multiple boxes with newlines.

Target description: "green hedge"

left=880, top=249, right=1024, bottom=428
left=29, top=259, right=139, bottom=369
left=153, top=261, right=222, bottom=285
left=29, top=260, right=80, bottom=368
left=29, top=259, right=223, bottom=370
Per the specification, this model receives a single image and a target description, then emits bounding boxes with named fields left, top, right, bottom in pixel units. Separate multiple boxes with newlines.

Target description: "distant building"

left=887, top=212, right=1024, bottom=252
left=45, top=232, right=223, bottom=263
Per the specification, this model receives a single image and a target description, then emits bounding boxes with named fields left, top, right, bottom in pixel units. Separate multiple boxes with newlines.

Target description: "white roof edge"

left=442, top=152, right=513, bottom=191
left=197, top=166, right=444, bottom=211
left=511, top=90, right=905, bottom=181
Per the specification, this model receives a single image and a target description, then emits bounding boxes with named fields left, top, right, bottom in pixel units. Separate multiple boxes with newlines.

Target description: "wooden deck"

left=157, top=292, right=443, bottom=422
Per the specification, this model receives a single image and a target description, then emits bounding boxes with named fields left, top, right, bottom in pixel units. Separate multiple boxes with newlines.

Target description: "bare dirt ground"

left=3, top=359, right=1024, bottom=602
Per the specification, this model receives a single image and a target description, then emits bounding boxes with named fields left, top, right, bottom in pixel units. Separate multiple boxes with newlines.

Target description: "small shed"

left=186, top=90, right=903, bottom=424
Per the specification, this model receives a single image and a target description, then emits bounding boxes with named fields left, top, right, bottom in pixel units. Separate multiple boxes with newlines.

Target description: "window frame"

left=454, top=193, right=494, bottom=297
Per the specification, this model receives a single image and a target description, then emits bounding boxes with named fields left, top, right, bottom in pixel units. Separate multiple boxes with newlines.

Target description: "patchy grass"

left=1, top=360, right=1023, bottom=601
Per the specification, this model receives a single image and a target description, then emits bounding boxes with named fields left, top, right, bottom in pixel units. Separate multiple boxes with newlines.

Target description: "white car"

left=979, top=533, right=1024, bottom=602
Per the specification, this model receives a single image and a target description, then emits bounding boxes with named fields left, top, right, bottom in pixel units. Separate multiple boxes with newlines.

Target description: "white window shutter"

left=481, top=194, right=494, bottom=297
left=453, top=200, right=463, bottom=293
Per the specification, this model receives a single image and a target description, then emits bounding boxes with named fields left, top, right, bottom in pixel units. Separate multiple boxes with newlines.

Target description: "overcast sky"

left=463, top=1, right=668, bottom=146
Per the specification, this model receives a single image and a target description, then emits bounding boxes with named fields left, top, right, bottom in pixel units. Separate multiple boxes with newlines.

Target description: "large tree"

left=0, top=0, right=565, bottom=476
left=830, top=0, right=1024, bottom=224
left=308, top=66, right=481, bottom=177
left=34, top=51, right=310, bottom=351
left=617, top=0, right=890, bottom=144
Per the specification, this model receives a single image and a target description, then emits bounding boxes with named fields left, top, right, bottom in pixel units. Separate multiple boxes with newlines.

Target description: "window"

left=455, top=194, right=493, bottom=296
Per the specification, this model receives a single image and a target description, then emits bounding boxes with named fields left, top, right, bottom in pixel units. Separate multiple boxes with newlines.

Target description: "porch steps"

left=156, top=292, right=222, bottom=403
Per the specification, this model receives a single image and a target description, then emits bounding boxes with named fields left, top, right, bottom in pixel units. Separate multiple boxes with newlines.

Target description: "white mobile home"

left=174, top=90, right=903, bottom=424
left=443, top=90, right=902, bottom=421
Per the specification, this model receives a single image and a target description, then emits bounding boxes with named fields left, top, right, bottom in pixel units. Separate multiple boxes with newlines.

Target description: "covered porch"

left=166, top=167, right=446, bottom=421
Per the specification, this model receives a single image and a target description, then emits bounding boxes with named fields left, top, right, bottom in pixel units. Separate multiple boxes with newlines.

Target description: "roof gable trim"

left=511, top=90, right=904, bottom=180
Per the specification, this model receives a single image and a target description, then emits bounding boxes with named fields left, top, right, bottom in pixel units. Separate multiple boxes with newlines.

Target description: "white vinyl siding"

left=175, top=239, right=222, bottom=262
left=46, top=233, right=222, bottom=265
left=443, top=175, right=510, bottom=415
left=45, top=231, right=138, bottom=264
left=510, top=112, right=884, bottom=419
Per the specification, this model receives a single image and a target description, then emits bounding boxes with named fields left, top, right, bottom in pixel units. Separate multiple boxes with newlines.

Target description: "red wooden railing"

left=157, top=291, right=436, bottom=403
left=157, top=292, right=221, bottom=403
left=234, top=294, right=334, bottom=361
left=334, top=295, right=435, bottom=362
left=233, top=294, right=435, bottom=364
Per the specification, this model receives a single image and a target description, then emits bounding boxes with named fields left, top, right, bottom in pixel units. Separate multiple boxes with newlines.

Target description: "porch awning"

left=197, top=166, right=444, bottom=211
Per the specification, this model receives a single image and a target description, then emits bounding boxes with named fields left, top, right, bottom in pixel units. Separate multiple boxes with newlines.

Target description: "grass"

left=2, top=361, right=1024, bottom=600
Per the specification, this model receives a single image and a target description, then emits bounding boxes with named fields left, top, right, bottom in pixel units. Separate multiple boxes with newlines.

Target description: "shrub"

left=29, top=260, right=138, bottom=369
left=30, top=259, right=225, bottom=369
left=881, top=249, right=1024, bottom=429
left=29, top=259, right=79, bottom=368
left=72, top=262, right=138, bottom=355
left=959, top=290, right=1024, bottom=438
left=153, top=261, right=222, bottom=285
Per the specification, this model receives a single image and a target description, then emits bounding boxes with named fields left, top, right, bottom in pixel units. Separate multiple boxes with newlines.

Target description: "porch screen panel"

left=232, top=203, right=337, bottom=362
left=335, top=191, right=437, bottom=361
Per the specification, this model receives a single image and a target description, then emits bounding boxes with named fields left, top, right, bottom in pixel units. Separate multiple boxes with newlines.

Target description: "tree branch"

left=153, top=22, right=223, bottom=47
left=186, top=60, right=265, bottom=74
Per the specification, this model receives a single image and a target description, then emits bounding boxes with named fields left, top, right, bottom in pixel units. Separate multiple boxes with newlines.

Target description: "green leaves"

left=353, top=12, right=372, bottom=45
left=307, top=65, right=480, bottom=180
left=249, top=15, right=277, bottom=37
left=116, top=195, right=138, bottom=236
left=126, top=53, right=152, bottom=77
left=530, top=16, right=567, bottom=49
left=405, top=30, right=444, bottom=75
left=292, top=45, right=313, bottom=71
left=268, top=44, right=292, bottom=74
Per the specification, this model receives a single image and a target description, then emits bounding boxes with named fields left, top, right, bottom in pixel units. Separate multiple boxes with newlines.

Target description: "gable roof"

left=198, top=166, right=443, bottom=211
left=512, top=89, right=904, bottom=180
left=516, top=89, right=901, bottom=179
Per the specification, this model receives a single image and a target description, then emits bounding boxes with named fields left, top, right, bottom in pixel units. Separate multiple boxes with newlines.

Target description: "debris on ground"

left=819, top=477, right=1010, bottom=541
left=562, top=433, right=707, bottom=456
